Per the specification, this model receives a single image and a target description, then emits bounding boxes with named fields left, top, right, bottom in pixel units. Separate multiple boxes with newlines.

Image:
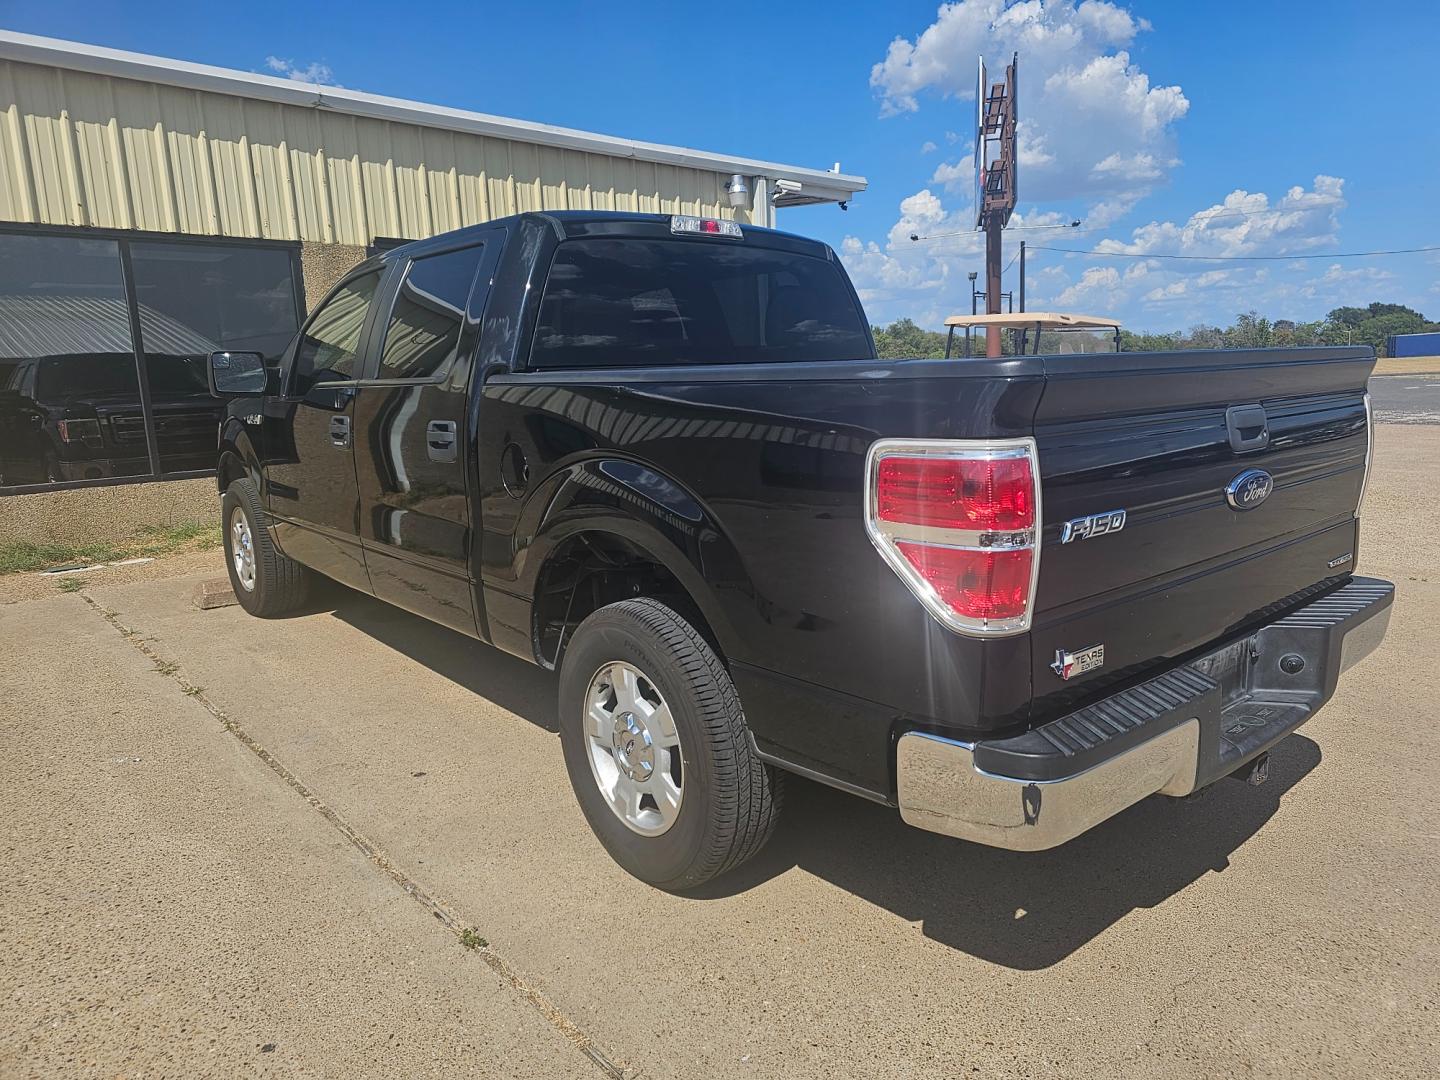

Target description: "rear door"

left=351, top=233, right=500, bottom=635
left=1029, top=347, right=1374, bottom=716
left=265, top=268, right=383, bottom=593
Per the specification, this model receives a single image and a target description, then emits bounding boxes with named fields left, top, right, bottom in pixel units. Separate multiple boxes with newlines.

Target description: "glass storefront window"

left=129, top=241, right=300, bottom=473
left=0, top=234, right=149, bottom=486
left=0, top=229, right=304, bottom=490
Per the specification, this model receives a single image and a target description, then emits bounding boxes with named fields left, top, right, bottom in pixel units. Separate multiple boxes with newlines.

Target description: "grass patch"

left=0, top=521, right=224, bottom=576
left=55, top=577, right=85, bottom=593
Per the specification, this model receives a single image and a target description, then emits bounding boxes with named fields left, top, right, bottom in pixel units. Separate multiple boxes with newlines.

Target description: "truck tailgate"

left=1030, top=347, right=1374, bottom=718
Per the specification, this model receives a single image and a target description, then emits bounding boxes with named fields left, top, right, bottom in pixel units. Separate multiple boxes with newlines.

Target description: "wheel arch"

left=521, top=458, right=750, bottom=671
left=217, top=421, right=262, bottom=495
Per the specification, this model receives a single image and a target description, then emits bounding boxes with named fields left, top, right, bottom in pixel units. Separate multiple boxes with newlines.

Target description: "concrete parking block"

left=193, top=576, right=238, bottom=609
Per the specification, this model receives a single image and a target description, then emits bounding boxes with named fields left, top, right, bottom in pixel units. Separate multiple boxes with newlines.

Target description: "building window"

left=0, top=227, right=303, bottom=493
left=129, top=241, right=300, bottom=473
left=0, top=233, right=149, bottom=487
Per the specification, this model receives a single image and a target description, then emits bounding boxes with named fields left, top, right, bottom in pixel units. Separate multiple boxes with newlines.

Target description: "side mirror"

left=208, top=351, right=268, bottom=397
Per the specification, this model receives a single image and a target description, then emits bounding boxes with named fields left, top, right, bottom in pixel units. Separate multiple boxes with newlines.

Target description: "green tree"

left=1354, top=310, right=1426, bottom=354
left=871, top=318, right=949, bottom=359
left=1326, top=306, right=1370, bottom=328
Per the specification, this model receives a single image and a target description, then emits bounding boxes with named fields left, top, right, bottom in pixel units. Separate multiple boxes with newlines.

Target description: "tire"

left=558, top=598, right=784, bottom=891
left=221, top=478, right=311, bottom=617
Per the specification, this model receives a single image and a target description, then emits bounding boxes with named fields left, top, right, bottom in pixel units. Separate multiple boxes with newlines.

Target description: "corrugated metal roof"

left=0, top=294, right=217, bottom=357
left=0, top=30, right=866, bottom=245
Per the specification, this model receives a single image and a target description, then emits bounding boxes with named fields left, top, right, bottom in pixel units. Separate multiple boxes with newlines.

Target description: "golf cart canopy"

left=943, top=312, right=1123, bottom=357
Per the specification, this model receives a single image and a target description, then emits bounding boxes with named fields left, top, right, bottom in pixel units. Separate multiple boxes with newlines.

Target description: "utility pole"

left=975, top=53, right=1018, bottom=357
left=968, top=271, right=978, bottom=315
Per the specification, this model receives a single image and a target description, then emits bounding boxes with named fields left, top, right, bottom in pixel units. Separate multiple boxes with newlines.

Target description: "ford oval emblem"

left=1225, top=468, right=1274, bottom=511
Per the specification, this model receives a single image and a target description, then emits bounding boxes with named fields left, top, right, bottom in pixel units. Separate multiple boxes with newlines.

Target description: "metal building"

left=0, top=30, right=865, bottom=514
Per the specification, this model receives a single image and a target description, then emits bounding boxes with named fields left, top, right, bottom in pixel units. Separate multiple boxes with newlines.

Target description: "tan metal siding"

left=0, top=57, right=766, bottom=241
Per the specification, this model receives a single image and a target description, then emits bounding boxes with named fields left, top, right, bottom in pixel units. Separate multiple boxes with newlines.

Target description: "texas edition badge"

left=1052, top=644, right=1105, bottom=681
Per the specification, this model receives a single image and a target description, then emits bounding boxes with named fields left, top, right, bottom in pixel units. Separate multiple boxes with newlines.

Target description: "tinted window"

left=293, top=271, right=380, bottom=394
left=378, top=245, right=484, bottom=379
left=530, top=239, right=872, bottom=369
left=129, top=241, right=300, bottom=472
left=0, top=233, right=149, bottom=486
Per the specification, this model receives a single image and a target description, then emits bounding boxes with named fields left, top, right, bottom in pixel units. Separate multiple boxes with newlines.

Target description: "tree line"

left=872, top=302, right=1439, bottom=358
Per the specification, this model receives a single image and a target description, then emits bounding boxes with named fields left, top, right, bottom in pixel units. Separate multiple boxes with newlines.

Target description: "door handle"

left=329, top=415, right=351, bottom=448
left=1225, top=404, right=1269, bottom=453
left=426, top=420, right=458, bottom=463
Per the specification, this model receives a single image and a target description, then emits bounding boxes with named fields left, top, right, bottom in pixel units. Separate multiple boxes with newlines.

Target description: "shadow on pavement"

left=310, top=583, right=1321, bottom=971
left=318, top=581, right=560, bottom=733
left=697, top=734, right=1319, bottom=969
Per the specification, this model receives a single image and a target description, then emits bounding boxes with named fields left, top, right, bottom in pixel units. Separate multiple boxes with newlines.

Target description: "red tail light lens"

left=866, top=440, right=1041, bottom=635
left=895, top=543, right=1032, bottom=620
left=877, top=455, right=1034, bottom=531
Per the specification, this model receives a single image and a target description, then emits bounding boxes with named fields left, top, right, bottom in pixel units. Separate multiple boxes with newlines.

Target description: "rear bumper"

left=896, top=576, right=1394, bottom=851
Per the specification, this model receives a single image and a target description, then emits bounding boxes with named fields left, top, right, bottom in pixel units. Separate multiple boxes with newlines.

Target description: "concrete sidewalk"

left=0, top=592, right=598, bottom=1078
left=2, top=425, right=1439, bottom=1079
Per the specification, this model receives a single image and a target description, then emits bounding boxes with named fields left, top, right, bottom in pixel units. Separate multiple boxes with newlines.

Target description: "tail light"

left=56, top=418, right=103, bottom=444
left=865, top=438, right=1042, bottom=635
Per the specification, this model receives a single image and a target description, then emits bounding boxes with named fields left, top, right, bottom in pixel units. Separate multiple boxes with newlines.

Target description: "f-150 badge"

left=1059, top=509, right=1126, bottom=544
left=1052, top=644, right=1104, bottom=680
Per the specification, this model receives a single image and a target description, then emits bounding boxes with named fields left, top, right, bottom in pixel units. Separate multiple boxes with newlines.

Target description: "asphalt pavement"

left=2, top=425, right=1437, bottom=1079
left=1369, top=373, right=1440, bottom=424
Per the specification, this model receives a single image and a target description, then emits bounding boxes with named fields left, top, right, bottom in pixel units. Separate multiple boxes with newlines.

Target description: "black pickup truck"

left=209, top=211, right=1392, bottom=890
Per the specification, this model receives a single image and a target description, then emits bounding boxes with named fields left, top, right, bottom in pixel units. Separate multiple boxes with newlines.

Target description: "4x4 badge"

left=1052, top=644, right=1104, bottom=680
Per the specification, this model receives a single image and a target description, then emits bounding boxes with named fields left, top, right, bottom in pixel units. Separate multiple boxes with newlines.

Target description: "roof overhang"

left=0, top=31, right=867, bottom=207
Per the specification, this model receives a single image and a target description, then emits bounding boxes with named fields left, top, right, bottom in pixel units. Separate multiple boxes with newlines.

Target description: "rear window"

left=529, top=238, right=872, bottom=368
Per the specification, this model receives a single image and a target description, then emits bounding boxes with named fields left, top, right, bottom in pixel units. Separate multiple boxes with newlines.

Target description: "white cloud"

left=930, top=156, right=975, bottom=194
left=870, top=1, right=1188, bottom=205
left=1054, top=265, right=1121, bottom=308
left=952, top=177, right=1379, bottom=330
left=1091, top=151, right=1172, bottom=182
left=840, top=187, right=1073, bottom=323
left=1097, top=175, right=1347, bottom=258
left=265, top=56, right=339, bottom=86
left=920, top=140, right=939, bottom=154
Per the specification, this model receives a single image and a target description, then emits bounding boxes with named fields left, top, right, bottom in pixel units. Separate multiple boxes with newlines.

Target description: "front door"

left=352, top=236, right=499, bottom=635
left=265, top=268, right=383, bottom=593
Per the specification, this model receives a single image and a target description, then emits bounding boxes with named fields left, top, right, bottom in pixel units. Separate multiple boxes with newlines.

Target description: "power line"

left=1027, top=243, right=1440, bottom=262
left=910, top=221, right=1081, bottom=243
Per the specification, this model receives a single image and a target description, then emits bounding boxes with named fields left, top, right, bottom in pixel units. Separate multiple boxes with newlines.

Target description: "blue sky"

left=5, top=0, right=1438, bottom=331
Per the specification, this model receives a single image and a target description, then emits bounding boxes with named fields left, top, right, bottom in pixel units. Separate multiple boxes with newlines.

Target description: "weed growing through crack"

left=460, top=928, right=488, bottom=950
left=55, top=578, right=84, bottom=593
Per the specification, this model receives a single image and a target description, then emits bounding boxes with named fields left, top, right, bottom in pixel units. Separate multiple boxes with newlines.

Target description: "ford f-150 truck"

left=209, top=211, right=1392, bottom=890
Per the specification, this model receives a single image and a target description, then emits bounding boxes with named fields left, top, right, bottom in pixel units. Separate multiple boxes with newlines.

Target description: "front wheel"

left=558, top=599, right=783, bottom=891
left=221, top=478, right=310, bottom=617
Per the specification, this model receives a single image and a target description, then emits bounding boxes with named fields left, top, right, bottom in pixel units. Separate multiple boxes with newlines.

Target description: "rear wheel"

left=222, top=478, right=310, bottom=617
left=558, top=598, right=783, bottom=891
